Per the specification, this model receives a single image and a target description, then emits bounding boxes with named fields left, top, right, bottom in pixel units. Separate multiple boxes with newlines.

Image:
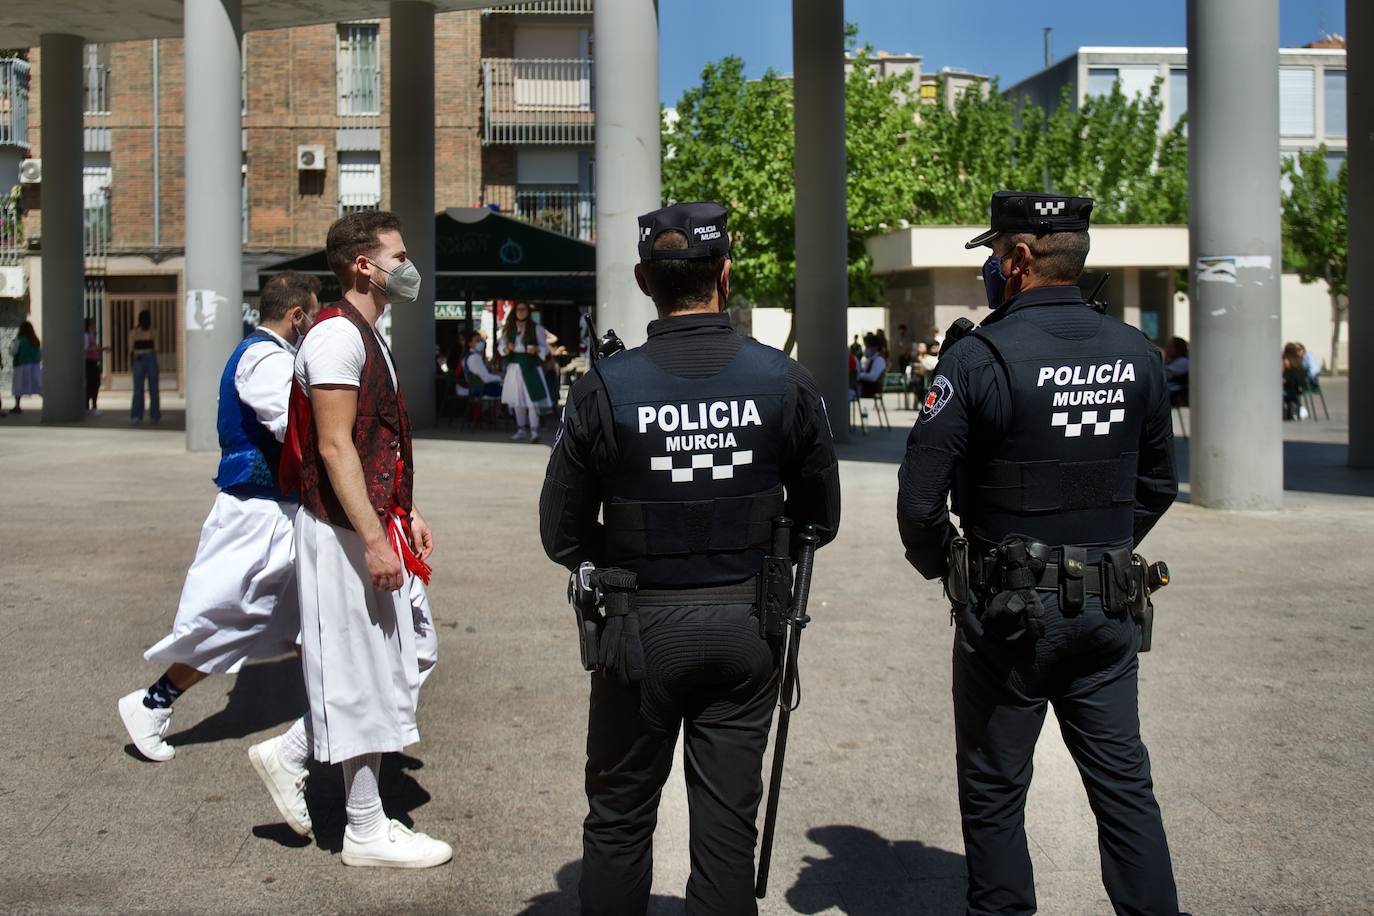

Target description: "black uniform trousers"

left=580, top=591, right=779, bottom=916
left=953, top=593, right=1178, bottom=916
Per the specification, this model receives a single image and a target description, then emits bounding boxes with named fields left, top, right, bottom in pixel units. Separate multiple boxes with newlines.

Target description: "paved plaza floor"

left=0, top=381, right=1371, bottom=914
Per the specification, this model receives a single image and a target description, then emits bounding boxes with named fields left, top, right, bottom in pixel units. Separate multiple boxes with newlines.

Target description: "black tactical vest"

left=594, top=337, right=790, bottom=588
left=955, top=303, right=1159, bottom=555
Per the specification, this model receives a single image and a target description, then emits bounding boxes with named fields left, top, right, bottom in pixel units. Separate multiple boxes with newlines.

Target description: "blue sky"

left=658, top=0, right=1346, bottom=105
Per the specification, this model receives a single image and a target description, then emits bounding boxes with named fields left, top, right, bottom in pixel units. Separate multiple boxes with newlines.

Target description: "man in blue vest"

left=118, top=271, right=321, bottom=836
left=540, top=202, right=841, bottom=914
left=897, top=192, right=1181, bottom=915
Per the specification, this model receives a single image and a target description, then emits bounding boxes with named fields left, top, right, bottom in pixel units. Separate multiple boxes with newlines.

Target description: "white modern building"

left=1004, top=43, right=1349, bottom=175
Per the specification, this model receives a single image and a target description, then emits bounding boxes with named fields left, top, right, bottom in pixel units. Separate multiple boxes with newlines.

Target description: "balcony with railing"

left=1, top=58, right=31, bottom=148
left=514, top=186, right=595, bottom=241
left=483, top=1, right=593, bottom=14
left=482, top=58, right=594, bottom=145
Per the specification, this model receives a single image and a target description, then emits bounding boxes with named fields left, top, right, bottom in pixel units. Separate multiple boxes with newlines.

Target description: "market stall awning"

left=259, top=207, right=595, bottom=306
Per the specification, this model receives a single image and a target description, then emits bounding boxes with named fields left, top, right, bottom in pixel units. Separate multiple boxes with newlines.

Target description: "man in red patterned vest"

left=279, top=210, right=449, bottom=869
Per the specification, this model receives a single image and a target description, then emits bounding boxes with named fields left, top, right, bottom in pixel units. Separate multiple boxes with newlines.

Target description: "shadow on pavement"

left=253, top=753, right=434, bottom=854
left=162, top=656, right=307, bottom=748
left=786, top=825, right=965, bottom=915
left=1174, top=438, right=1374, bottom=499
left=517, top=860, right=685, bottom=915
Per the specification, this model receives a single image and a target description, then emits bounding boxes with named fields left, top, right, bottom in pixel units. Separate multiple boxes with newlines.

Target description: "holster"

left=568, top=562, right=602, bottom=672
left=1130, top=554, right=1155, bottom=653
left=944, top=537, right=971, bottom=607
left=757, top=554, right=792, bottom=639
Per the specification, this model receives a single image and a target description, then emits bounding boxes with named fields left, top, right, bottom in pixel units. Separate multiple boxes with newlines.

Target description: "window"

left=1086, top=68, right=1118, bottom=98
left=1324, top=69, right=1346, bottom=138
left=82, top=157, right=112, bottom=256
left=83, top=44, right=110, bottom=115
left=1325, top=150, right=1346, bottom=179
left=338, top=151, right=381, bottom=214
left=1086, top=65, right=1157, bottom=101
left=1279, top=67, right=1315, bottom=137
left=1169, top=68, right=1188, bottom=128
left=337, top=23, right=381, bottom=116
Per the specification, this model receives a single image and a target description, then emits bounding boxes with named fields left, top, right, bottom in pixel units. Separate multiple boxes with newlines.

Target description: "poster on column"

left=186, top=289, right=227, bottom=332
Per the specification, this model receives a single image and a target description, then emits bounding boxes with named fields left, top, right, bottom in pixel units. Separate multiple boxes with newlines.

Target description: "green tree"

left=1282, top=146, right=1349, bottom=372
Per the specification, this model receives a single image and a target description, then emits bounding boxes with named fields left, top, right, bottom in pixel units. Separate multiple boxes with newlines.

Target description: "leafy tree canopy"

left=662, top=40, right=1191, bottom=308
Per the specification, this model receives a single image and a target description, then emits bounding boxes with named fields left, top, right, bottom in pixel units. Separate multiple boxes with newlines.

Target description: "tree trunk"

left=781, top=311, right=797, bottom=358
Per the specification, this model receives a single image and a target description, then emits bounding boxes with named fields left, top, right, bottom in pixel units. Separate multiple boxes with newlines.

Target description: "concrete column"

left=38, top=34, right=85, bottom=424
left=390, top=1, right=437, bottom=425
left=1185, top=0, right=1283, bottom=507
left=593, top=0, right=660, bottom=348
left=183, top=0, right=242, bottom=450
left=1349, top=0, right=1373, bottom=467
left=792, top=0, right=849, bottom=442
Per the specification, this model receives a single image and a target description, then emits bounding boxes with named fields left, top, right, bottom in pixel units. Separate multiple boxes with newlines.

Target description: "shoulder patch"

left=921, top=375, right=954, bottom=422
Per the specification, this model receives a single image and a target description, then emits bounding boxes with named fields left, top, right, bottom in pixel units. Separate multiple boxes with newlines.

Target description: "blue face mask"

left=982, top=254, right=1008, bottom=309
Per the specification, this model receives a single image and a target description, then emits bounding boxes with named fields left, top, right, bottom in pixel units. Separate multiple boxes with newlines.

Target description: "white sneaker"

left=1299, top=405, right=1310, bottom=419
left=118, top=690, right=176, bottom=762
left=511, top=428, right=528, bottom=441
left=342, top=819, right=453, bottom=869
left=248, top=734, right=312, bottom=837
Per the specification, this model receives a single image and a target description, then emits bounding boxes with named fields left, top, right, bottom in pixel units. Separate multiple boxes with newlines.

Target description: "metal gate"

left=107, top=295, right=178, bottom=385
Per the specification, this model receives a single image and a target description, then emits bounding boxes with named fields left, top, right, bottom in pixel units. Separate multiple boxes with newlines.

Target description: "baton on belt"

left=755, top=523, right=820, bottom=899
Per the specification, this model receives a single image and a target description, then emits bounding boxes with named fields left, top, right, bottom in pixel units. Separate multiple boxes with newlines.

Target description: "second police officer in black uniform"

left=540, top=202, right=841, bottom=915
left=897, top=191, right=1182, bottom=915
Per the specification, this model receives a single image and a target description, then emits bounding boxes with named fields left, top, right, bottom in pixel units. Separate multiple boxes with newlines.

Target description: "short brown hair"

left=638, top=230, right=728, bottom=307
left=1006, top=230, right=1090, bottom=283
left=260, top=271, right=322, bottom=321
left=326, top=210, right=403, bottom=281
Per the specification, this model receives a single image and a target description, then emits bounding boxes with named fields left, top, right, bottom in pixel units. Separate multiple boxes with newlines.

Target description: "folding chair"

left=1301, top=375, right=1330, bottom=421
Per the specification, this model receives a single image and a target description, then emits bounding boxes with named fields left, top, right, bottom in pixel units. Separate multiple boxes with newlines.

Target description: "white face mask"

left=368, top=257, right=422, bottom=304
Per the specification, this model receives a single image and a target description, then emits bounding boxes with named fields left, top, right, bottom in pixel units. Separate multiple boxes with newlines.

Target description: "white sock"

left=342, top=754, right=386, bottom=839
left=278, top=713, right=311, bottom=771
left=526, top=405, right=539, bottom=431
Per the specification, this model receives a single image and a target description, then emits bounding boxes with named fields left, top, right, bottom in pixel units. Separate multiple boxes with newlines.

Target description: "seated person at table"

left=463, top=333, right=502, bottom=398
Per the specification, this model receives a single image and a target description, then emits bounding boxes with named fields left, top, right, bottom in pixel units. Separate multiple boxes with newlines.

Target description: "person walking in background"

left=84, top=317, right=105, bottom=416
left=1282, top=342, right=1306, bottom=420
left=895, top=323, right=912, bottom=373
left=1164, top=336, right=1189, bottom=401
left=855, top=332, right=887, bottom=397
left=498, top=301, right=552, bottom=442
left=9, top=320, right=42, bottom=414
left=130, top=309, right=161, bottom=425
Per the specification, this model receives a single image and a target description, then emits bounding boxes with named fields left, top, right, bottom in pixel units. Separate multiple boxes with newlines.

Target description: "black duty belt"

left=1033, top=562, right=1106, bottom=595
left=634, top=577, right=759, bottom=606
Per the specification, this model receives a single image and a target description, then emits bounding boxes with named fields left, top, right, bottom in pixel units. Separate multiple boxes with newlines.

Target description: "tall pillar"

left=183, top=0, right=242, bottom=450
left=593, top=0, right=660, bottom=347
left=1349, top=0, right=1373, bottom=467
left=38, top=34, right=85, bottom=424
left=1186, top=0, right=1283, bottom=507
left=792, top=0, right=849, bottom=442
left=390, top=1, right=437, bottom=425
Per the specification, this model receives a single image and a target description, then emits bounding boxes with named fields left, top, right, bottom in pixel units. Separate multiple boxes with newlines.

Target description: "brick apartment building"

left=0, top=0, right=595, bottom=391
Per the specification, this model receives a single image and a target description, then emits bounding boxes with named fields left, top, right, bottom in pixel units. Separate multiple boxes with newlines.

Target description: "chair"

left=1301, top=375, right=1330, bottom=421
left=849, top=387, right=867, bottom=435
left=884, top=371, right=908, bottom=412
left=1169, top=388, right=1188, bottom=439
left=463, top=369, right=504, bottom=430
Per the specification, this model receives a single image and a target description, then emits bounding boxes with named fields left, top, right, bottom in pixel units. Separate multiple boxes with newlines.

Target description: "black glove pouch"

left=1100, top=548, right=1133, bottom=617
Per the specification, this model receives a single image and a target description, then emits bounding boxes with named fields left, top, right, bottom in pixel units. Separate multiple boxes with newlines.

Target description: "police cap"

left=964, top=190, right=1094, bottom=249
left=638, top=202, right=730, bottom=261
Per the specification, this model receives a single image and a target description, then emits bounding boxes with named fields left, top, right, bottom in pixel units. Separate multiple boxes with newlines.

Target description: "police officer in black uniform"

left=540, top=201, right=841, bottom=915
left=897, top=191, right=1181, bottom=915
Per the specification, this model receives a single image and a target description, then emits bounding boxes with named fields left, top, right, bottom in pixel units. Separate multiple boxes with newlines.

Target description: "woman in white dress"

left=498, top=302, right=552, bottom=442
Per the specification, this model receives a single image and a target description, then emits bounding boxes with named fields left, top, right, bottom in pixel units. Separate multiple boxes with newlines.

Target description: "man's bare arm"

left=312, top=384, right=403, bottom=590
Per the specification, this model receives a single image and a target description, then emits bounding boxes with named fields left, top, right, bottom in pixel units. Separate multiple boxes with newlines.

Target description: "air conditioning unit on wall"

left=18, top=159, right=42, bottom=184
left=297, top=145, right=326, bottom=171
left=0, top=266, right=27, bottom=299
